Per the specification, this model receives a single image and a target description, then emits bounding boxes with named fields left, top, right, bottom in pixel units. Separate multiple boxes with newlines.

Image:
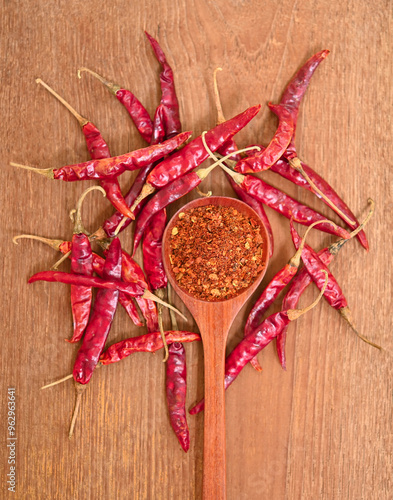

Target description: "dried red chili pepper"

left=235, top=104, right=294, bottom=173
left=143, top=209, right=168, bottom=291
left=11, top=131, right=191, bottom=182
left=130, top=104, right=261, bottom=208
left=78, top=68, right=154, bottom=144
left=13, top=234, right=144, bottom=327
left=279, top=50, right=330, bottom=155
left=73, top=237, right=122, bottom=385
left=28, top=270, right=186, bottom=319
left=244, top=219, right=336, bottom=370
left=220, top=163, right=351, bottom=240
left=289, top=218, right=380, bottom=349
left=269, top=156, right=369, bottom=251
left=69, top=237, right=122, bottom=437
left=190, top=272, right=329, bottom=415
left=145, top=31, right=181, bottom=139
left=166, top=342, right=189, bottom=452
left=99, top=331, right=201, bottom=364
left=66, top=187, right=106, bottom=343
left=35, top=78, right=134, bottom=219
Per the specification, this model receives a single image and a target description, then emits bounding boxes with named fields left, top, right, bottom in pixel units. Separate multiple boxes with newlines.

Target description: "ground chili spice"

left=169, top=205, right=265, bottom=301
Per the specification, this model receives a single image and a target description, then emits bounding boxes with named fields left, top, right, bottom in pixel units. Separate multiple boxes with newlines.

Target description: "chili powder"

left=168, top=205, right=265, bottom=301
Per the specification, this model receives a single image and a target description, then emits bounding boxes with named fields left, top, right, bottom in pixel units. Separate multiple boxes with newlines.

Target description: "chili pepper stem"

left=13, top=234, right=64, bottom=251
left=113, top=216, right=128, bottom=236
left=167, top=284, right=179, bottom=331
left=213, top=67, right=226, bottom=125
left=289, top=219, right=338, bottom=267
left=288, top=157, right=356, bottom=226
left=70, top=185, right=107, bottom=235
left=130, top=183, right=156, bottom=212
left=287, top=270, right=329, bottom=321
left=9, top=162, right=54, bottom=179
left=77, top=67, right=121, bottom=95
left=155, top=288, right=169, bottom=362
left=218, top=161, right=245, bottom=184
left=142, top=289, right=187, bottom=321
left=41, top=373, right=73, bottom=390
left=69, top=382, right=86, bottom=438
left=36, top=79, right=88, bottom=128
left=339, top=306, right=381, bottom=350
left=51, top=250, right=71, bottom=270
left=89, top=226, right=109, bottom=243
left=196, top=186, right=212, bottom=197
left=199, top=133, right=260, bottom=178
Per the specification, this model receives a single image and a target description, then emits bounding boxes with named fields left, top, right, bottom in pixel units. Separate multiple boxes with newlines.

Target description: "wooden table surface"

left=1, top=1, right=392, bottom=498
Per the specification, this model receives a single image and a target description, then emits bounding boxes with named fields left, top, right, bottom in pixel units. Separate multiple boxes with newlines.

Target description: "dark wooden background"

left=1, top=1, right=392, bottom=498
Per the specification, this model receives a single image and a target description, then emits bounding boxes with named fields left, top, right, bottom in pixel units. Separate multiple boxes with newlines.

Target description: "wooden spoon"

left=162, top=196, right=270, bottom=500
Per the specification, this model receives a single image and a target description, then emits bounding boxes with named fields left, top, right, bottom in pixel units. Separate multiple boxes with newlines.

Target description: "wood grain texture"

left=1, top=1, right=392, bottom=499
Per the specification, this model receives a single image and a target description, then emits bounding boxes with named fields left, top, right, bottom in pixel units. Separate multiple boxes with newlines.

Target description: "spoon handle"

left=202, top=326, right=227, bottom=500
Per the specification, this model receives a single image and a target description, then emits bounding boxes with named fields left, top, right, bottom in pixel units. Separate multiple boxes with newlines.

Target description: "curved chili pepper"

left=279, top=49, right=330, bottom=155
left=99, top=331, right=201, bottom=364
left=190, top=274, right=328, bottom=415
left=127, top=105, right=261, bottom=212
left=221, top=165, right=351, bottom=240
left=92, top=253, right=144, bottom=328
left=269, top=156, right=369, bottom=250
left=290, top=220, right=380, bottom=349
left=35, top=79, right=135, bottom=219
left=145, top=31, right=181, bottom=139
left=143, top=209, right=168, bottom=290
left=73, top=237, right=122, bottom=385
left=146, top=105, right=260, bottom=189
left=12, top=132, right=191, bottom=181
left=29, top=270, right=145, bottom=296
left=166, top=342, right=189, bottom=452
left=78, top=67, right=154, bottom=144
left=277, top=246, right=334, bottom=369
left=68, top=233, right=93, bottom=343
left=235, top=104, right=294, bottom=173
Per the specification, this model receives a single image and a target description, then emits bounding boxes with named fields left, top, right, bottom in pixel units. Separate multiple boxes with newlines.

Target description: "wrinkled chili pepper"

left=36, top=79, right=134, bottom=219
left=190, top=273, right=328, bottom=415
left=220, top=163, right=351, bottom=240
left=269, top=156, right=369, bottom=251
left=289, top=220, right=380, bottom=349
left=99, top=331, right=201, bottom=364
left=68, top=232, right=93, bottom=343
left=279, top=49, right=330, bottom=156
left=28, top=270, right=186, bottom=319
left=143, top=209, right=168, bottom=290
left=235, top=104, right=294, bottom=173
left=145, top=31, right=181, bottom=139
left=13, top=234, right=144, bottom=327
left=73, top=237, right=122, bottom=385
left=68, top=237, right=122, bottom=438
left=244, top=219, right=336, bottom=370
left=11, top=131, right=191, bottom=181
left=130, top=105, right=261, bottom=208
left=78, top=68, right=154, bottom=144
left=166, top=342, right=189, bottom=452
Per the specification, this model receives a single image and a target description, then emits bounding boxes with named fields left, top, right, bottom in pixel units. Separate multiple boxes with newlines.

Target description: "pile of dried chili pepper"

left=11, top=30, right=380, bottom=459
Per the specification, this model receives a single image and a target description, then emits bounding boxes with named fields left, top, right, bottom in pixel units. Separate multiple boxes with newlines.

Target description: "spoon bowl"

left=162, top=196, right=270, bottom=500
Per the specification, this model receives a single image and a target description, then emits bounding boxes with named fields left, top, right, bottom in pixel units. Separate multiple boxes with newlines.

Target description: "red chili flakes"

left=169, top=205, right=266, bottom=301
